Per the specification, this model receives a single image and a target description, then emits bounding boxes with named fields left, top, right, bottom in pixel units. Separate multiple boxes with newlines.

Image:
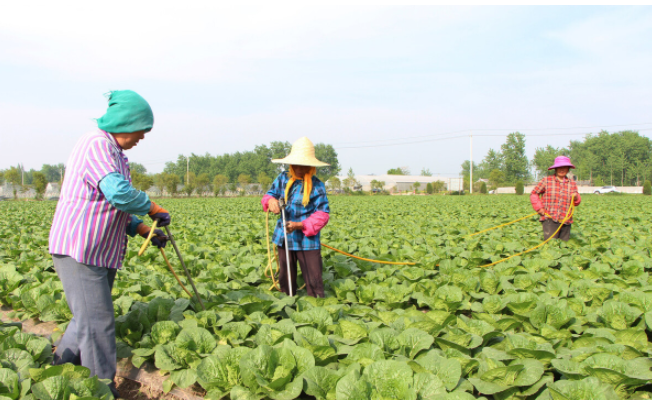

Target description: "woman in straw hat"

left=261, top=137, right=330, bottom=297
left=530, top=156, right=582, bottom=241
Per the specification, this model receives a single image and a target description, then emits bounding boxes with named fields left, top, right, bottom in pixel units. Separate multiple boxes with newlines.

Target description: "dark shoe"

left=108, top=383, right=120, bottom=399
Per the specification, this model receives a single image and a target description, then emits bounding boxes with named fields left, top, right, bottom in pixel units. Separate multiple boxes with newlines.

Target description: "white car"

left=594, top=186, right=620, bottom=194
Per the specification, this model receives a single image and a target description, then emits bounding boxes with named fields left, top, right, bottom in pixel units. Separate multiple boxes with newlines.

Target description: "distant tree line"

left=460, top=130, right=652, bottom=189
left=153, top=141, right=341, bottom=196
left=0, top=142, right=341, bottom=198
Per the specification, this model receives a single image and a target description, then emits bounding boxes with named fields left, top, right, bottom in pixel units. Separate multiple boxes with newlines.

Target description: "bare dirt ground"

left=115, top=377, right=179, bottom=400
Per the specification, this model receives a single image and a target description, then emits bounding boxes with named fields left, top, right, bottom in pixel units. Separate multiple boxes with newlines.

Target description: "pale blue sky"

left=1, top=4, right=651, bottom=177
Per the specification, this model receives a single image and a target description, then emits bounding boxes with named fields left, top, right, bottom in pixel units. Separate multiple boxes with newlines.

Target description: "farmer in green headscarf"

left=50, top=90, right=170, bottom=398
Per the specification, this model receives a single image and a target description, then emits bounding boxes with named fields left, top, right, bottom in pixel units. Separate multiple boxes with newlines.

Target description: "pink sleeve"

left=574, top=193, right=581, bottom=206
left=530, top=179, right=546, bottom=211
left=302, top=211, right=330, bottom=237
left=261, top=194, right=274, bottom=212
left=530, top=192, right=543, bottom=211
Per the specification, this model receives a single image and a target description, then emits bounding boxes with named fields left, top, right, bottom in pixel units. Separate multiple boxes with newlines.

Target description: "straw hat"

left=272, top=137, right=330, bottom=167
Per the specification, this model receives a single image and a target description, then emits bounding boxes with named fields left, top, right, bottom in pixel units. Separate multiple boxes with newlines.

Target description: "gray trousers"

left=52, top=254, right=117, bottom=383
left=542, top=220, right=572, bottom=241
left=277, top=247, right=325, bottom=298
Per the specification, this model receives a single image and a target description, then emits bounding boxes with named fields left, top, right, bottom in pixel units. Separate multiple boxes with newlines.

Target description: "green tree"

left=413, top=182, right=421, bottom=192
left=130, top=162, right=147, bottom=175
left=426, top=182, right=433, bottom=194
left=532, top=145, right=568, bottom=178
left=314, top=143, right=341, bottom=181
left=258, top=172, right=272, bottom=189
left=515, top=180, right=524, bottom=195
left=327, top=176, right=341, bottom=191
left=501, top=132, right=529, bottom=183
left=480, top=181, right=488, bottom=194
left=594, top=176, right=604, bottom=186
left=238, top=173, right=251, bottom=187
left=158, top=173, right=180, bottom=196
left=132, top=171, right=154, bottom=192
left=183, top=171, right=196, bottom=196
left=343, top=168, right=359, bottom=190
left=387, top=167, right=409, bottom=175
left=478, top=149, right=503, bottom=179
left=489, top=169, right=505, bottom=188
left=460, top=160, right=478, bottom=190
left=569, top=130, right=652, bottom=186
left=4, top=167, right=21, bottom=185
left=433, top=181, right=445, bottom=193
left=32, top=172, right=48, bottom=200
left=213, top=174, right=228, bottom=196
left=420, top=168, right=432, bottom=176
left=644, top=180, right=651, bottom=195
left=369, top=180, right=385, bottom=192
left=40, top=163, right=65, bottom=182
left=0, top=171, right=4, bottom=184
left=195, top=173, right=211, bottom=196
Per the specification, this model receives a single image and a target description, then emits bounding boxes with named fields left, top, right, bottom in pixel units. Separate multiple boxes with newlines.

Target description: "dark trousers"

left=52, top=255, right=117, bottom=383
left=542, top=220, right=572, bottom=241
left=277, top=246, right=325, bottom=297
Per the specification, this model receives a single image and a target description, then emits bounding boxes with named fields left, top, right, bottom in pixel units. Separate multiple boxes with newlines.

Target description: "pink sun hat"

left=548, top=156, right=576, bottom=170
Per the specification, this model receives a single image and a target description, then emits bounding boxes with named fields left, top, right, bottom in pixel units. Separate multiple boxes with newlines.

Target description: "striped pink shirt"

left=49, top=130, right=132, bottom=269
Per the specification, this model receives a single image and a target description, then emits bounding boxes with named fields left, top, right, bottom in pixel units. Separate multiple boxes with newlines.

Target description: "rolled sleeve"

left=261, top=194, right=274, bottom=212
left=126, top=215, right=144, bottom=237
left=99, top=172, right=151, bottom=215
left=302, top=211, right=329, bottom=237
left=530, top=180, right=546, bottom=211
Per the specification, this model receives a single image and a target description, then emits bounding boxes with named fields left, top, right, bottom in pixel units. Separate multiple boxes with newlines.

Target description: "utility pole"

left=621, top=151, right=624, bottom=188
left=470, top=134, right=473, bottom=194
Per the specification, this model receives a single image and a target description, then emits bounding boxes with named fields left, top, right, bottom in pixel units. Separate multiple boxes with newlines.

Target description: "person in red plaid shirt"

left=530, top=156, right=582, bottom=241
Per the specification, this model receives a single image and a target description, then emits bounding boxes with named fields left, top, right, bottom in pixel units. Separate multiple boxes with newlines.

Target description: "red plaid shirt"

left=530, top=176, right=580, bottom=224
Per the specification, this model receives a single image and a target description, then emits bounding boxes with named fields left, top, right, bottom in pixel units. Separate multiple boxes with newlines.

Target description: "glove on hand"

left=137, top=225, right=168, bottom=248
left=150, top=229, right=168, bottom=249
left=149, top=202, right=171, bottom=227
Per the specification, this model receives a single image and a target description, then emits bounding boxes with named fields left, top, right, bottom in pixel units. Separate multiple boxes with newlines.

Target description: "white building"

left=334, top=174, right=463, bottom=192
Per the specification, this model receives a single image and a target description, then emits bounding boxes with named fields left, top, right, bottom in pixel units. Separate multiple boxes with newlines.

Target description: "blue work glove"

left=148, top=201, right=171, bottom=227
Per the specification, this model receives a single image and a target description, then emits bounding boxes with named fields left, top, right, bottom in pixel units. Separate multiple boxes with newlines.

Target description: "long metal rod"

left=279, top=198, right=293, bottom=297
left=163, top=226, right=206, bottom=310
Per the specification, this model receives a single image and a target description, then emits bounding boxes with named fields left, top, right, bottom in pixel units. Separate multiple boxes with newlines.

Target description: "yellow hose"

left=320, top=243, right=416, bottom=265
left=138, top=219, right=159, bottom=256
left=465, top=211, right=553, bottom=238
left=264, top=210, right=281, bottom=291
left=477, top=195, right=575, bottom=269
left=263, top=196, right=576, bottom=290
left=263, top=211, right=416, bottom=292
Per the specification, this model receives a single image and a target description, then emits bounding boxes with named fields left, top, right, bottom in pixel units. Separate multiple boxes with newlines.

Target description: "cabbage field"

left=2, top=195, right=652, bottom=400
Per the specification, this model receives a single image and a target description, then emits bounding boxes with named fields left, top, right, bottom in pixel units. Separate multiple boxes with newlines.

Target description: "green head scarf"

left=96, top=90, right=154, bottom=133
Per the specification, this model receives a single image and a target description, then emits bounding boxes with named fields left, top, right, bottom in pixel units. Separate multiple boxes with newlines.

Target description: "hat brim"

left=271, top=155, right=330, bottom=167
left=548, top=163, right=575, bottom=170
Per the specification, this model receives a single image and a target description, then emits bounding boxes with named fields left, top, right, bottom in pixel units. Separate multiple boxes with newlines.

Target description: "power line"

left=335, top=128, right=652, bottom=150
left=335, top=132, right=584, bottom=150
left=332, top=122, right=652, bottom=146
